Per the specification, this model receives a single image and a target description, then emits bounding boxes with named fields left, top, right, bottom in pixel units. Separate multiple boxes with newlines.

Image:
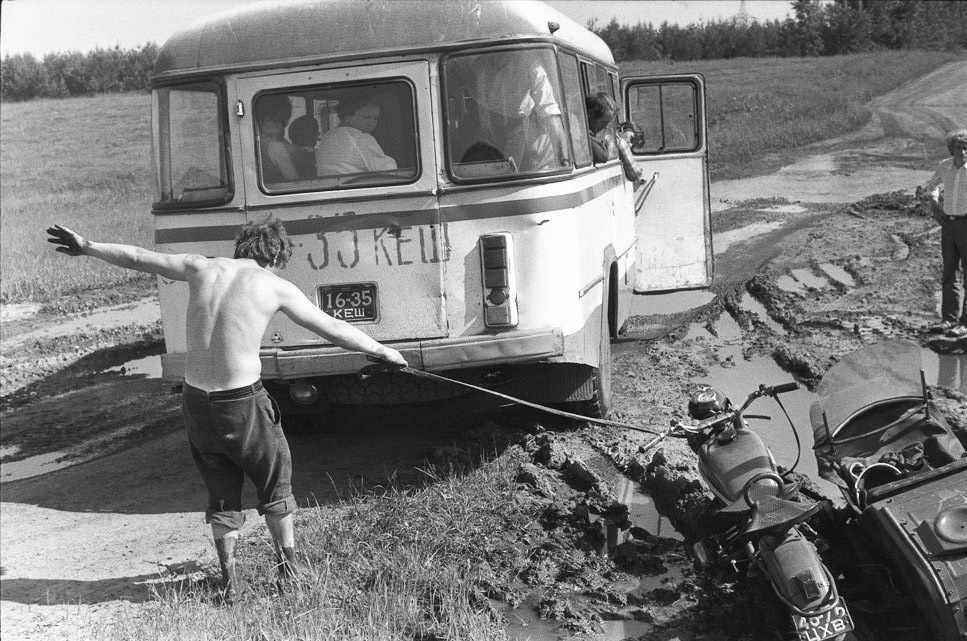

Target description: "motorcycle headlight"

left=688, top=387, right=728, bottom=420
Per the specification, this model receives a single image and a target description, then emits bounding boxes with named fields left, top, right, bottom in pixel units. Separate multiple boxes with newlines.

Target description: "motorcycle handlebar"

left=765, top=382, right=799, bottom=395
left=674, top=380, right=799, bottom=434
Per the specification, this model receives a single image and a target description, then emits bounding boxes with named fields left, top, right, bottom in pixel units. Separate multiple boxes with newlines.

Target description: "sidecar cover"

left=810, top=340, right=965, bottom=489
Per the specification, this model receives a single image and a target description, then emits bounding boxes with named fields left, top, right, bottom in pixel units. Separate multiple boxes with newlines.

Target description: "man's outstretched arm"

left=46, top=225, right=204, bottom=281
left=276, top=279, right=407, bottom=366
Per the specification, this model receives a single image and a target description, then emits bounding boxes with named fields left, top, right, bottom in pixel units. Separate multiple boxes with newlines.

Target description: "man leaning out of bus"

left=46, top=219, right=408, bottom=601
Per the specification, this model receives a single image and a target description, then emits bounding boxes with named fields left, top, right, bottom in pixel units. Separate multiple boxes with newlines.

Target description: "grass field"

left=0, top=50, right=959, bottom=305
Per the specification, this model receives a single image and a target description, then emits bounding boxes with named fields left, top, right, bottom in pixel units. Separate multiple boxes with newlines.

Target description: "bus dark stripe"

left=154, top=175, right=621, bottom=245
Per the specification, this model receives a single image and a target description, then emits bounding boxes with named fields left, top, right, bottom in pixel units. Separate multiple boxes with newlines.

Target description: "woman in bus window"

left=255, top=94, right=299, bottom=183
left=316, top=96, right=397, bottom=176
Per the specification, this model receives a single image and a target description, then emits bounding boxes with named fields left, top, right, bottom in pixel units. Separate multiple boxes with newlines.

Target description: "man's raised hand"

left=46, top=225, right=87, bottom=256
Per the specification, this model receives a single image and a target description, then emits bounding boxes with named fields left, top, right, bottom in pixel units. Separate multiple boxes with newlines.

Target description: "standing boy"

left=47, top=219, right=407, bottom=599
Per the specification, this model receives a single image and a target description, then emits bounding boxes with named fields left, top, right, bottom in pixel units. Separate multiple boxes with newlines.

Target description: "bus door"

left=620, top=74, right=712, bottom=292
left=235, top=61, right=447, bottom=346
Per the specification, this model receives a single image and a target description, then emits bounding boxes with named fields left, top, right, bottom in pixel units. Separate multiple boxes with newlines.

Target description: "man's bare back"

left=46, top=225, right=407, bottom=392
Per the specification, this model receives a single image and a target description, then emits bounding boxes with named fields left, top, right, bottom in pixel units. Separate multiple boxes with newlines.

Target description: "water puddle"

left=104, top=354, right=163, bottom=379
left=614, top=476, right=683, bottom=542
left=4, top=298, right=160, bottom=348
left=739, top=292, right=786, bottom=335
left=818, top=263, right=856, bottom=287
left=631, top=289, right=716, bottom=317
left=712, top=154, right=931, bottom=208
left=922, top=351, right=967, bottom=394
left=0, top=450, right=72, bottom=482
left=714, top=221, right=783, bottom=253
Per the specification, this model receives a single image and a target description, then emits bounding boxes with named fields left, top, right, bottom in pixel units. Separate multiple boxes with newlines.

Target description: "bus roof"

left=152, top=0, right=613, bottom=81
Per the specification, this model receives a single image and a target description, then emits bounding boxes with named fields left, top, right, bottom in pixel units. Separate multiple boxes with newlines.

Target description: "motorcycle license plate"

left=792, top=598, right=853, bottom=641
left=318, top=282, right=378, bottom=322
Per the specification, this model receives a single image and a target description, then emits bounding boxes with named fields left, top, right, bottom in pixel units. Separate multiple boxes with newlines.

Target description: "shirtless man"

left=46, top=219, right=407, bottom=599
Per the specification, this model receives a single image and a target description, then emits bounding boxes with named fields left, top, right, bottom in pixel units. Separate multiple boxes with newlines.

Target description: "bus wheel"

left=566, top=296, right=613, bottom=419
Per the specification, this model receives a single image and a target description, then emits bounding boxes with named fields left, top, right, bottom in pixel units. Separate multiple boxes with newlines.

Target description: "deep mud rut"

left=1, top=61, right=965, bottom=640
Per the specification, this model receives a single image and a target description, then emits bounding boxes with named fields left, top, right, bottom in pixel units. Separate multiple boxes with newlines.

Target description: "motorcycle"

left=809, top=339, right=967, bottom=641
left=673, top=381, right=854, bottom=641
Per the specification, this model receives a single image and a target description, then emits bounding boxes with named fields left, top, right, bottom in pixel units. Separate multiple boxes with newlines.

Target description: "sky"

left=0, top=1, right=795, bottom=58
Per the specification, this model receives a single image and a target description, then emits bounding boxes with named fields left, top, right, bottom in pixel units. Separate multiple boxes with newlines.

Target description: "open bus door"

left=620, top=74, right=712, bottom=292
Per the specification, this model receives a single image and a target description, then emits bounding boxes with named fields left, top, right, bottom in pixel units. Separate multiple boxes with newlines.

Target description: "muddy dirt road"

left=1, top=60, right=965, bottom=640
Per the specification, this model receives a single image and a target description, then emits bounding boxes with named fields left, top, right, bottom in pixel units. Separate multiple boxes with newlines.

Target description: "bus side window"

left=560, top=54, right=591, bottom=168
left=627, top=83, right=698, bottom=154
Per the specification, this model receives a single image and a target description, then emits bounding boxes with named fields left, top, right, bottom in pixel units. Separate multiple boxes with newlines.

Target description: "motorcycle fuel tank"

left=698, top=425, right=778, bottom=505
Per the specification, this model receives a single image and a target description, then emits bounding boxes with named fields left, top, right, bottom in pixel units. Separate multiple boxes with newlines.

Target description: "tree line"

left=1, top=44, right=158, bottom=102
left=2, top=0, right=965, bottom=102
left=593, top=0, right=966, bottom=61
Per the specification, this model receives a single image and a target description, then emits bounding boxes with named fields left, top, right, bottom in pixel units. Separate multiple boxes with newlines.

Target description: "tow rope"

left=363, top=362, right=666, bottom=440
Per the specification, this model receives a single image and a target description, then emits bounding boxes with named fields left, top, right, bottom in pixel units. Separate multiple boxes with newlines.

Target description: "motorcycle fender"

left=758, top=528, right=834, bottom=612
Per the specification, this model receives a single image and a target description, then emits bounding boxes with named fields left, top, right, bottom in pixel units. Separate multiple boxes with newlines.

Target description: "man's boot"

left=214, top=534, right=247, bottom=602
left=275, top=546, right=308, bottom=581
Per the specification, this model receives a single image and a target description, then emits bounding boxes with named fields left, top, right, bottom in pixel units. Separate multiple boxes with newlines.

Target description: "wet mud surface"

left=2, top=61, right=966, bottom=640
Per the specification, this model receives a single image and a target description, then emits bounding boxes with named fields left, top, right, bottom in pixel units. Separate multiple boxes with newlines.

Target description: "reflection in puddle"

left=615, top=477, right=683, bottom=542
left=921, top=351, right=967, bottom=394
left=105, top=355, right=163, bottom=379
left=631, top=289, right=715, bottom=317
left=818, top=263, right=856, bottom=287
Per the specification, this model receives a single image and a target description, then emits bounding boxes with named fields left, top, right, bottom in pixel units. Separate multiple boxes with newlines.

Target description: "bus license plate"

left=318, top=283, right=378, bottom=322
left=792, top=598, right=853, bottom=641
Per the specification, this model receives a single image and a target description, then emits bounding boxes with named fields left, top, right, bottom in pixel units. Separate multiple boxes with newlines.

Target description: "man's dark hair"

left=234, top=218, right=294, bottom=268
left=585, top=92, right=617, bottom=121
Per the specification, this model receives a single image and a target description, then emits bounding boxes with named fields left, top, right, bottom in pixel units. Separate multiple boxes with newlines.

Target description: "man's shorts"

left=181, top=381, right=296, bottom=530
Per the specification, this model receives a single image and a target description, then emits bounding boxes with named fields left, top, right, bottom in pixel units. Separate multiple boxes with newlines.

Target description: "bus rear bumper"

left=160, top=326, right=565, bottom=383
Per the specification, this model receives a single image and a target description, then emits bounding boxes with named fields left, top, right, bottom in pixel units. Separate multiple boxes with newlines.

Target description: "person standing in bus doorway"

left=46, top=219, right=408, bottom=601
left=473, top=51, right=569, bottom=171
left=923, top=129, right=967, bottom=338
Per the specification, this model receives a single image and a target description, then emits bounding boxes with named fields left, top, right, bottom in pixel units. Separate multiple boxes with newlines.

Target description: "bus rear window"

left=153, top=82, right=232, bottom=207
left=443, top=48, right=572, bottom=181
left=253, top=81, right=418, bottom=193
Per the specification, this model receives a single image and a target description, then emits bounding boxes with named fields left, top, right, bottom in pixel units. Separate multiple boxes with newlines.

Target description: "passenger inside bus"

left=315, top=95, right=398, bottom=176
left=471, top=51, right=568, bottom=172
left=287, top=114, right=319, bottom=179
left=255, top=94, right=300, bottom=183
left=586, top=92, right=645, bottom=185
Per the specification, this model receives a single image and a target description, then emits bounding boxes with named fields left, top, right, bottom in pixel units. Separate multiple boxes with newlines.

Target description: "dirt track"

left=1, top=60, right=965, bottom=640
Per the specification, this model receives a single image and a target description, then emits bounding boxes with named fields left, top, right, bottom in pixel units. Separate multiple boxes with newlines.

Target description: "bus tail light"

left=479, top=233, right=518, bottom=328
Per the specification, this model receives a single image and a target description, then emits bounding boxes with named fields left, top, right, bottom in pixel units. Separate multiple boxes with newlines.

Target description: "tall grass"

left=103, top=452, right=534, bottom=640
left=0, top=92, right=154, bottom=303
left=0, top=50, right=959, bottom=303
left=621, top=50, right=961, bottom=180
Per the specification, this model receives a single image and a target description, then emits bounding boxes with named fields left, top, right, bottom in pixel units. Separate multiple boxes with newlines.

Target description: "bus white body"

left=150, top=0, right=711, bottom=417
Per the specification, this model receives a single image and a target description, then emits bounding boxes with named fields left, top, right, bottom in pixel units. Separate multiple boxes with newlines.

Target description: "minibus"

left=150, top=0, right=711, bottom=419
